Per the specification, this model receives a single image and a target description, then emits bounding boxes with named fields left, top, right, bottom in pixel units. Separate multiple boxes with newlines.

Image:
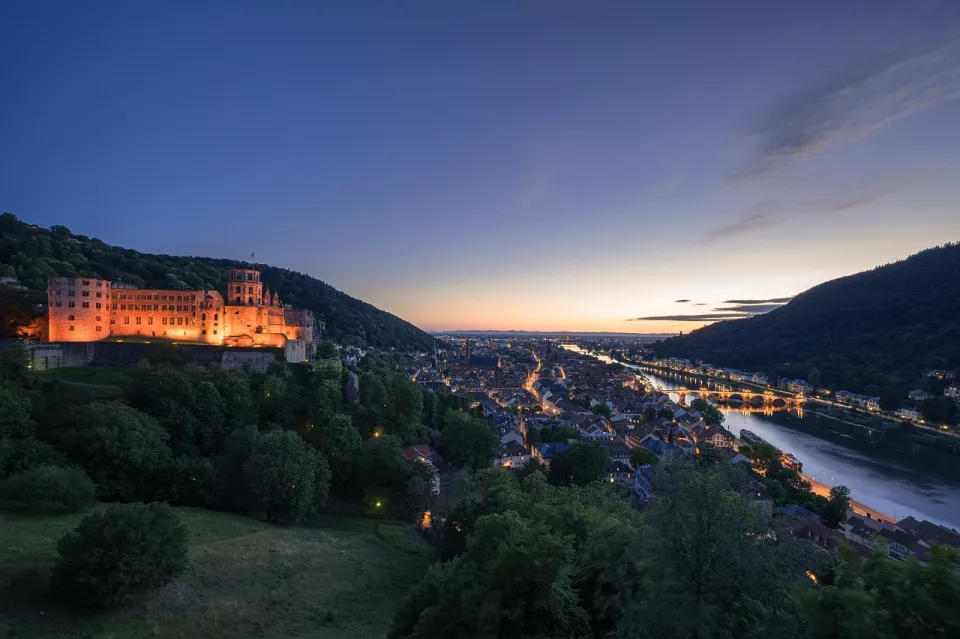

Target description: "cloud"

left=629, top=313, right=752, bottom=322
left=716, top=303, right=786, bottom=313
left=702, top=204, right=781, bottom=243
left=722, top=297, right=793, bottom=304
left=742, top=36, right=960, bottom=178
left=695, top=302, right=706, bottom=306
left=674, top=299, right=690, bottom=303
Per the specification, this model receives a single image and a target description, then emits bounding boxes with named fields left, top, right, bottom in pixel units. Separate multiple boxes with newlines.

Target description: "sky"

left=2, top=1, right=959, bottom=335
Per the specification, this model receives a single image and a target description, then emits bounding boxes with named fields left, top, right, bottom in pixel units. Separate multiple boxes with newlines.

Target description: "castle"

left=46, top=268, right=319, bottom=360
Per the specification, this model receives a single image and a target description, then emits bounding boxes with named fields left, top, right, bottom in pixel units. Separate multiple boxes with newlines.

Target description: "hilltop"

left=652, top=243, right=960, bottom=392
left=0, top=213, right=434, bottom=350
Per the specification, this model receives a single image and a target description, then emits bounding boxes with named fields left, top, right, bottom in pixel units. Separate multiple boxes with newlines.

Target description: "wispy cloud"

left=716, top=303, right=786, bottom=314
left=674, top=299, right=690, bottom=303
left=702, top=204, right=780, bottom=243
left=629, top=313, right=751, bottom=322
left=722, top=297, right=793, bottom=304
left=741, top=36, right=960, bottom=179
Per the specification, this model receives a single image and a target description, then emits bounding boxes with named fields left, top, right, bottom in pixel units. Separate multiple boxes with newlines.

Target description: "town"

left=398, top=334, right=960, bottom=565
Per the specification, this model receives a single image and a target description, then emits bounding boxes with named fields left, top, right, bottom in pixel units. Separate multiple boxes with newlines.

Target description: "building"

left=946, top=386, right=959, bottom=402
left=46, top=268, right=319, bottom=361
left=779, top=378, right=814, bottom=396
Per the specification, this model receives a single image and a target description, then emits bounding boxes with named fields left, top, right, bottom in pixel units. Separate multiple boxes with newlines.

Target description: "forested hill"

left=652, top=243, right=960, bottom=392
left=0, top=213, right=434, bottom=350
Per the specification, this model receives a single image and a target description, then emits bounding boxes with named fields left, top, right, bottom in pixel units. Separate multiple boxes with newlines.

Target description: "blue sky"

left=2, top=1, right=959, bottom=333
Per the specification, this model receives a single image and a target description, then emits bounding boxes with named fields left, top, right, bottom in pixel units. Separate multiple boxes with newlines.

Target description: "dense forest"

left=0, top=213, right=435, bottom=350
left=653, top=243, right=960, bottom=393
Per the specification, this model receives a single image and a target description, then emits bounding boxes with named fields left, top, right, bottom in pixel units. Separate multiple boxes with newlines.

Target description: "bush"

left=0, top=437, right=63, bottom=479
left=0, top=465, right=96, bottom=513
left=51, top=503, right=188, bottom=606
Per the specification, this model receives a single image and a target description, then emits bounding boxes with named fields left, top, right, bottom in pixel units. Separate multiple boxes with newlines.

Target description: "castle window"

left=248, top=297, right=253, bottom=304
left=96, top=303, right=101, bottom=309
left=162, top=318, right=167, bottom=325
left=161, top=305, right=166, bottom=311
left=214, top=313, right=218, bottom=320
left=201, top=313, right=206, bottom=321
left=96, top=316, right=101, bottom=321
left=120, top=304, right=126, bottom=310
left=201, top=330, right=206, bottom=335
left=169, top=316, right=175, bottom=324
left=82, top=302, right=89, bottom=308
left=112, top=304, right=118, bottom=310
left=82, top=290, right=89, bottom=297
left=82, top=280, right=90, bottom=286
left=96, top=292, right=101, bottom=298
left=177, top=317, right=183, bottom=325
left=213, top=330, right=217, bottom=335
left=95, top=326, right=102, bottom=332
left=55, top=301, right=61, bottom=307
left=136, top=317, right=141, bottom=325
left=68, top=301, right=76, bottom=308
left=96, top=281, right=102, bottom=287
left=235, top=285, right=241, bottom=293
left=55, top=290, right=61, bottom=295
left=110, top=319, right=116, bottom=324
left=68, top=314, right=75, bottom=321
left=148, top=317, right=153, bottom=325
left=68, top=290, right=75, bottom=296
left=247, top=286, right=253, bottom=294
left=69, top=326, right=75, bottom=331
left=235, top=297, right=241, bottom=303
left=124, top=317, right=130, bottom=325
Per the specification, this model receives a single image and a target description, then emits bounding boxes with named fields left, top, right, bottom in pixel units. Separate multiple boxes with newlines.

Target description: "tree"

left=0, top=464, right=96, bottom=512
left=242, top=429, right=330, bottom=522
left=690, top=398, right=724, bottom=427
left=549, top=442, right=610, bottom=487
left=439, top=410, right=498, bottom=471
left=591, top=403, right=611, bottom=418
left=921, top=396, right=955, bottom=424
left=51, top=503, right=188, bottom=607
left=0, top=436, right=62, bottom=479
left=823, top=485, right=851, bottom=528
left=808, top=368, right=823, bottom=388
left=58, top=402, right=173, bottom=502
left=615, top=462, right=817, bottom=638
left=629, top=446, right=659, bottom=469
left=516, top=457, right=546, bottom=480
left=0, top=387, right=34, bottom=439
left=390, top=511, right=589, bottom=638
left=319, top=414, right=362, bottom=486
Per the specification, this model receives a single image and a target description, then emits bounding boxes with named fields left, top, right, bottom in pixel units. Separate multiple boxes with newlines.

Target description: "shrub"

left=0, top=437, right=63, bottom=479
left=0, top=465, right=96, bottom=513
left=51, top=503, right=188, bottom=606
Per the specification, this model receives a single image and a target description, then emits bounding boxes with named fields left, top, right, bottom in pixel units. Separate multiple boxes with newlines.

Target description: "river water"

left=563, top=346, right=960, bottom=530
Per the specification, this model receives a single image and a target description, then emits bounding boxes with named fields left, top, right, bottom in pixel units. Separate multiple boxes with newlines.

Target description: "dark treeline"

left=0, top=212, right=435, bottom=350
left=652, top=243, right=960, bottom=396
left=389, top=457, right=960, bottom=639
left=0, top=344, right=477, bottom=524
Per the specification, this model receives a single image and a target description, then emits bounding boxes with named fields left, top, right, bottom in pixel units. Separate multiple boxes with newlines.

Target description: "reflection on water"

left=562, top=345, right=960, bottom=530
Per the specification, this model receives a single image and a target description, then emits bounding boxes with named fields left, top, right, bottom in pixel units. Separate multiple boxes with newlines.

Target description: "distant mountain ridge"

left=0, top=213, right=434, bottom=351
left=651, top=243, right=960, bottom=392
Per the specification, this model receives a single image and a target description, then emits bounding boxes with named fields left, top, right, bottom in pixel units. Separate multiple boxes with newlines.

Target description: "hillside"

left=0, top=213, right=434, bottom=350
left=0, top=508, right=433, bottom=638
left=652, top=243, right=960, bottom=392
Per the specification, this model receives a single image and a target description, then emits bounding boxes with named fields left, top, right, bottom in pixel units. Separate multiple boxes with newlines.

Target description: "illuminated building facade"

left=47, top=268, right=319, bottom=358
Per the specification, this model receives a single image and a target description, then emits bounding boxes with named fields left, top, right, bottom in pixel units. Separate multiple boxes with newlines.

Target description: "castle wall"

left=47, top=277, right=111, bottom=342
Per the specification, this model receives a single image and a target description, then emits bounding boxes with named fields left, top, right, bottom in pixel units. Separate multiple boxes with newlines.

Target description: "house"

left=895, top=516, right=960, bottom=549
left=535, top=442, right=571, bottom=468
left=606, top=460, right=634, bottom=484
left=908, top=389, right=931, bottom=402
left=945, top=386, right=959, bottom=402
left=634, top=464, right=656, bottom=501
left=751, top=373, right=770, bottom=386
left=691, top=424, right=736, bottom=449
left=500, top=441, right=531, bottom=469
left=779, top=505, right=842, bottom=552
left=580, top=422, right=614, bottom=442
left=500, top=429, right=524, bottom=448
left=607, top=439, right=632, bottom=465
left=897, top=407, right=921, bottom=421
left=780, top=378, right=814, bottom=396
left=402, top=445, right=443, bottom=469
left=640, top=437, right=684, bottom=462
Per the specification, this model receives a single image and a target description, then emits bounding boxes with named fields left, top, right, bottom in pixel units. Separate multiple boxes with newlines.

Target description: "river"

left=562, top=345, right=960, bottom=530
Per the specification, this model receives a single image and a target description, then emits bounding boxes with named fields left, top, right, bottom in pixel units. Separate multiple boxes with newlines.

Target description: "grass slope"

left=0, top=507, right=433, bottom=638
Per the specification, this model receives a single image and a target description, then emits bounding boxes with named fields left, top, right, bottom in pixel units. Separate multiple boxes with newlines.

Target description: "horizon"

left=3, top=1, right=960, bottom=334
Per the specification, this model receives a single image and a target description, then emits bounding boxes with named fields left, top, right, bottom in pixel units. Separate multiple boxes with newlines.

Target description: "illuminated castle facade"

left=47, top=268, right=319, bottom=359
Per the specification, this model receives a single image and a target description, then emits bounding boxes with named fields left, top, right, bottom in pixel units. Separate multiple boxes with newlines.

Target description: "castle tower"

left=263, top=286, right=271, bottom=306
left=227, top=268, right=263, bottom=306
left=272, top=291, right=280, bottom=306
